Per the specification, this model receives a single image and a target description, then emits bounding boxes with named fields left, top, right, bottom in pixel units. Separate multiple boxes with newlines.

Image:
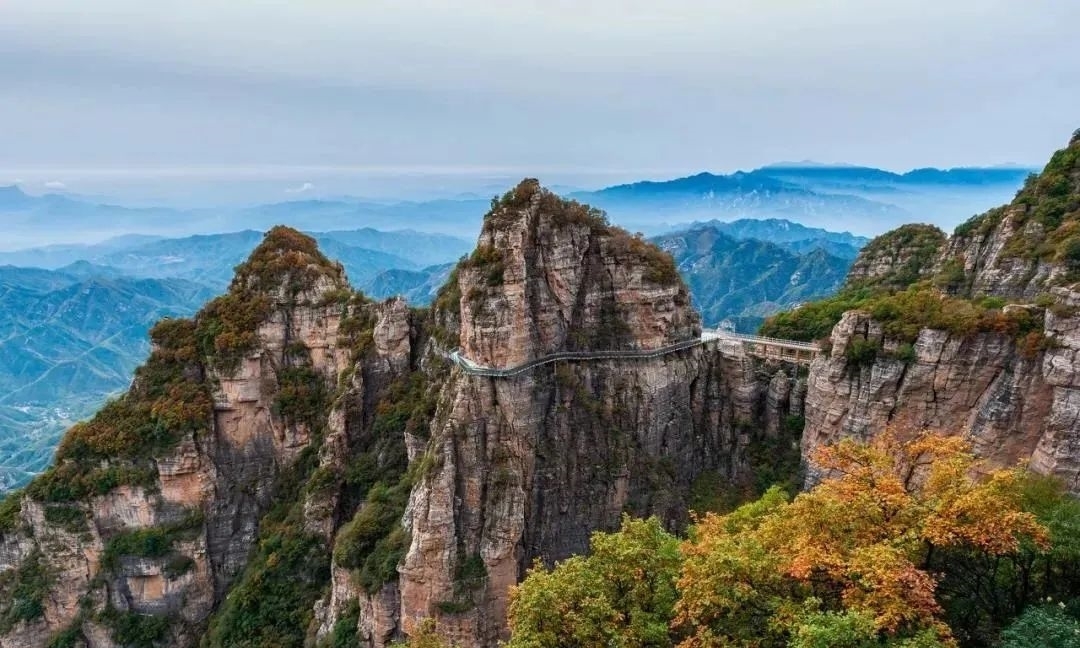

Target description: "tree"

left=507, top=516, right=681, bottom=648
left=674, top=431, right=1048, bottom=647
left=391, top=619, right=453, bottom=648
left=932, top=473, right=1080, bottom=644
left=1000, top=604, right=1080, bottom=648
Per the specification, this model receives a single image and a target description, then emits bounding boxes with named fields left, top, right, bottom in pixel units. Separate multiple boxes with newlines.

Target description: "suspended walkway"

left=446, top=329, right=820, bottom=377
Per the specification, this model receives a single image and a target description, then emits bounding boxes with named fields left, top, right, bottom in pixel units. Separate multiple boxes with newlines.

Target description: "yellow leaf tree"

left=674, top=431, right=1048, bottom=647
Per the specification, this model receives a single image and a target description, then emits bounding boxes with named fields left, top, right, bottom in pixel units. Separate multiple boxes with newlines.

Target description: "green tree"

left=507, top=516, right=681, bottom=648
left=1000, top=604, right=1080, bottom=648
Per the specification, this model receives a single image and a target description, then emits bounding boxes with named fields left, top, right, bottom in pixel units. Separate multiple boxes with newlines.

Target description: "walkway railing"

left=446, top=329, right=820, bottom=377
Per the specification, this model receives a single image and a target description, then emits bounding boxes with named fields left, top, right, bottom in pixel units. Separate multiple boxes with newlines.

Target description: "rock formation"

left=800, top=132, right=1080, bottom=493
left=317, top=181, right=803, bottom=647
left=0, top=188, right=803, bottom=648
left=0, top=228, right=421, bottom=647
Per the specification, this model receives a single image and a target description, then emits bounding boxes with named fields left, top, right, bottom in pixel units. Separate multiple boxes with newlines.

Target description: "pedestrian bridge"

left=447, top=329, right=820, bottom=377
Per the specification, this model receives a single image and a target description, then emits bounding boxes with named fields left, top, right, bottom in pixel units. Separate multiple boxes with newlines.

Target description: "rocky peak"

left=845, top=223, right=946, bottom=290
left=452, top=179, right=699, bottom=368
left=228, top=225, right=347, bottom=303
left=944, top=132, right=1080, bottom=299
left=0, top=225, right=417, bottom=648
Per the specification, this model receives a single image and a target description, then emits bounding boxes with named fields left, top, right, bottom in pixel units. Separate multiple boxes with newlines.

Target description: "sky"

left=1, top=0, right=1078, bottom=198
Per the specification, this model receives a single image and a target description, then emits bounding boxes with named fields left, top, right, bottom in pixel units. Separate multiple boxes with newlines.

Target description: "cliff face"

left=800, top=133, right=1080, bottom=493
left=0, top=228, right=418, bottom=647
left=314, top=182, right=805, bottom=648
left=458, top=180, right=698, bottom=368
left=802, top=301, right=1080, bottom=492
left=399, top=209, right=788, bottom=643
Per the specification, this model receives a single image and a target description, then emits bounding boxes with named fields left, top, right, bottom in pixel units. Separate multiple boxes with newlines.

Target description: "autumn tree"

left=390, top=619, right=453, bottom=648
left=932, top=473, right=1080, bottom=644
left=507, top=516, right=681, bottom=648
left=674, top=431, right=1048, bottom=647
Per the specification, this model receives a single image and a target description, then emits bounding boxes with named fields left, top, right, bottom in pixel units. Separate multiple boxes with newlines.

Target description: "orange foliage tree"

left=674, top=431, right=1048, bottom=647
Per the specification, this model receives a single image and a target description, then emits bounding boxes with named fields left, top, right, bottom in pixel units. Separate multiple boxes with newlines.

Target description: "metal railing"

left=446, top=329, right=820, bottom=377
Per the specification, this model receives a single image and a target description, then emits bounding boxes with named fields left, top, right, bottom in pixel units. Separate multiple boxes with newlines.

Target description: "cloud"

left=285, top=181, right=314, bottom=194
left=43, top=180, right=67, bottom=190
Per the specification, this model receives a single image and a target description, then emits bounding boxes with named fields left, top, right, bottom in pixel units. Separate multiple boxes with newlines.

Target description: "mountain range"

left=0, top=161, right=1030, bottom=489
left=0, top=162, right=1029, bottom=249
left=0, top=129, right=1073, bottom=646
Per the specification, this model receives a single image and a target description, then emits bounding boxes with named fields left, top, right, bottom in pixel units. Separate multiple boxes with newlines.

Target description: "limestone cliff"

left=0, top=228, right=419, bottom=647
left=313, top=181, right=804, bottom=648
left=799, top=132, right=1080, bottom=493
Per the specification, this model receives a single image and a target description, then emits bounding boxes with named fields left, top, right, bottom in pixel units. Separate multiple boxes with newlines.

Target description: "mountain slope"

left=677, top=217, right=869, bottom=258
left=654, top=226, right=850, bottom=330
left=0, top=269, right=214, bottom=490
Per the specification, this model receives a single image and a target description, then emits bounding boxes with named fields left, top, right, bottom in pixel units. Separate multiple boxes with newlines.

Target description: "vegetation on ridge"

left=846, top=224, right=946, bottom=291
left=954, top=134, right=1080, bottom=281
left=197, top=225, right=346, bottom=372
left=760, top=284, right=1045, bottom=348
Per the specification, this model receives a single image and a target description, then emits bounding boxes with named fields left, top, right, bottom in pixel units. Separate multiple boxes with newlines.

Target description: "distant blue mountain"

left=758, top=162, right=1031, bottom=188
left=571, top=170, right=910, bottom=234
left=0, top=160, right=1034, bottom=247
left=568, top=162, right=1033, bottom=234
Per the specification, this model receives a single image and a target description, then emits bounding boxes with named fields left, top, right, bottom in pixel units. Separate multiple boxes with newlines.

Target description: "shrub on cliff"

left=198, top=226, right=346, bottom=372
left=847, top=224, right=947, bottom=291
left=760, top=284, right=1045, bottom=348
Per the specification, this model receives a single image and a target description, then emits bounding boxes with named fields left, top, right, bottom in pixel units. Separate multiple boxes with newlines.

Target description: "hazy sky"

left=2, top=1, right=1078, bottom=178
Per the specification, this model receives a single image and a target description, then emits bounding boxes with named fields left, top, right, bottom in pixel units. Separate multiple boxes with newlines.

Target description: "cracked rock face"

left=459, top=180, right=699, bottom=369
left=372, top=183, right=802, bottom=647
left=942, top=207, right=1068, bottom=300
left=803, top=304, right=1080, bottom=493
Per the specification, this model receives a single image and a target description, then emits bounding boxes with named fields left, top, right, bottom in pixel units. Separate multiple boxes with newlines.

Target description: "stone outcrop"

left=306, top=182, right=806, bottom=648
left=800, top=133, right=1080, bottom=493
left=459, top=179, right=698, bottom=368
left=390, top=182, right=797, bottom=646
left=0, top=229, right=419, bottom=647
